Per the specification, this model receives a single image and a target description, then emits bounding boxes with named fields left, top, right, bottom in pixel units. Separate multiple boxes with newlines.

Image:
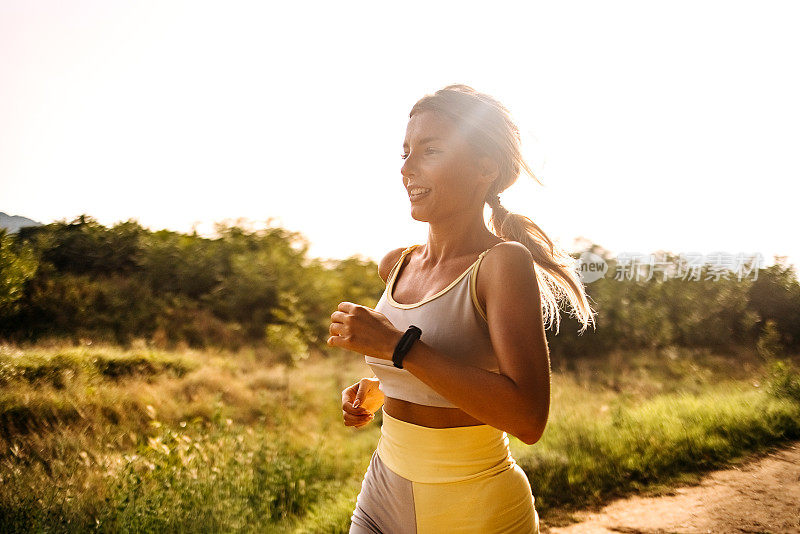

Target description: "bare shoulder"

left=475, top=241, right=537, bottom=310
left=377, top=246, right=409, bottom=284
left=483, top=241, right=534, bottom=271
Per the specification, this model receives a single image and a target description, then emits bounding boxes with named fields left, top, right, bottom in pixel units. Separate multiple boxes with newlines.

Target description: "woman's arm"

left=401, top=242, right=551, bottom=445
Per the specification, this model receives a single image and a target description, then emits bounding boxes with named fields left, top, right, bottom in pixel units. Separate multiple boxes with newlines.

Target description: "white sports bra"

left=364, top=244, right=501, bottom=408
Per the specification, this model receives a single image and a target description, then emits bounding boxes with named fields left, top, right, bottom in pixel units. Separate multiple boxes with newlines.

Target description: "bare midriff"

left=383, top=396, right=486, bottom=428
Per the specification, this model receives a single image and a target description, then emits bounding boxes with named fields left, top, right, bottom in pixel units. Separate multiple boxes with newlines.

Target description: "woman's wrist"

left=383, top=329, right=405, bottom=360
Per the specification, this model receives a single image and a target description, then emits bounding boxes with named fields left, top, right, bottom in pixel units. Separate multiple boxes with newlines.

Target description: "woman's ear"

left=477, top=154, right=500, bottom=184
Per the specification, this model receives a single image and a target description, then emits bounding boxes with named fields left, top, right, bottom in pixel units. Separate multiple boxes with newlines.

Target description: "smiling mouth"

left=409, top=189, right=431, bottom=202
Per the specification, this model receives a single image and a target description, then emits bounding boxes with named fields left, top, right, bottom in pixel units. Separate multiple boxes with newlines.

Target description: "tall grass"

left=514, top=377, right=800, bottom=515
left=0, top=342, right=798, bottom=532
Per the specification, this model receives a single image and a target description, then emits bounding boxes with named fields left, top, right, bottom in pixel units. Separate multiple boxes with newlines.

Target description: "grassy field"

left=1, top=341, right=799, bottom=532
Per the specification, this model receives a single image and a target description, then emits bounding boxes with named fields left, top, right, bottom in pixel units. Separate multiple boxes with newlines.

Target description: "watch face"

left=392, top=327, right=422, bottom=369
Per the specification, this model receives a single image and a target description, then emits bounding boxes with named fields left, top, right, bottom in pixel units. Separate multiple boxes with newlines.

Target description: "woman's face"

left=401, top=110, right=493, bottom=222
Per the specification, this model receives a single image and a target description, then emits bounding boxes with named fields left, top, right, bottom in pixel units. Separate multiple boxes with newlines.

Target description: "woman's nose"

left=400, top=154, right=415, bottom=177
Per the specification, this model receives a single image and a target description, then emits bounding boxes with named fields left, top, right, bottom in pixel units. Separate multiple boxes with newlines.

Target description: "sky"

left=1, top=1, right=798, bottom=274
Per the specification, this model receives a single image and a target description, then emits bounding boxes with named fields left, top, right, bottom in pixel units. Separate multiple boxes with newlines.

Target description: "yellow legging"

left=350, top=408, right=539, bottom=533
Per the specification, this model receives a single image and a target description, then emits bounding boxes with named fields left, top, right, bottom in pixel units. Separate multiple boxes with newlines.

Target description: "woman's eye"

left=401, top=148, right=437, bottom=160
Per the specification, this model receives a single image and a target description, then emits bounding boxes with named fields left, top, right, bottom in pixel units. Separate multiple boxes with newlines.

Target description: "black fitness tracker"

left=392, top=325, right=422, bottom=369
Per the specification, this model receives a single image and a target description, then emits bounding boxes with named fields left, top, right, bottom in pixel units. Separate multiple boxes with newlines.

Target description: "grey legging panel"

left=349, top=449, right=417, bottom=533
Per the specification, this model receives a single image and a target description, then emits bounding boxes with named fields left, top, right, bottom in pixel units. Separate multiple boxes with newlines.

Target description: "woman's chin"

left=409, top=206, right=430, bottom=223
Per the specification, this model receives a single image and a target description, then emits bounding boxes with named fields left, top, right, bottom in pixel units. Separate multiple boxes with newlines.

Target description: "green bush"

left=765, top=358, right=800, bottom=402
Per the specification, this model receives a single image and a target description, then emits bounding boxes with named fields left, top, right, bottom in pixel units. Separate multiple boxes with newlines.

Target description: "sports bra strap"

left=386, top=244, right=421, bottom=284
left=386, top=243, right=502, bottom=286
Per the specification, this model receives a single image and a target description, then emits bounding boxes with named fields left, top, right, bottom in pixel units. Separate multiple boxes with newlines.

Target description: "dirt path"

left=542, top=440, right=800, bottom=534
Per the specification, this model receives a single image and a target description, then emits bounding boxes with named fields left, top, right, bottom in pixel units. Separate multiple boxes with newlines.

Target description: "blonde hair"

left=409, top=84, right=597, bottom=334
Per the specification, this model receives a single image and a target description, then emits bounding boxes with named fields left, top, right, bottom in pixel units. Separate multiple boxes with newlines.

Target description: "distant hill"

left=0, top=212, right=43, bottom=233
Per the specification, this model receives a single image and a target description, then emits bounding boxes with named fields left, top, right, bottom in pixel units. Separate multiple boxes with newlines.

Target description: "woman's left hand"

left=328, top=302, right=403, bottom=360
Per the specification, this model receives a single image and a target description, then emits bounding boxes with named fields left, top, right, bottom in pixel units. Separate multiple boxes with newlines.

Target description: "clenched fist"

left=328, top=302, right=403, bottom=361
left=341, top=377, right=385, bottom=428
